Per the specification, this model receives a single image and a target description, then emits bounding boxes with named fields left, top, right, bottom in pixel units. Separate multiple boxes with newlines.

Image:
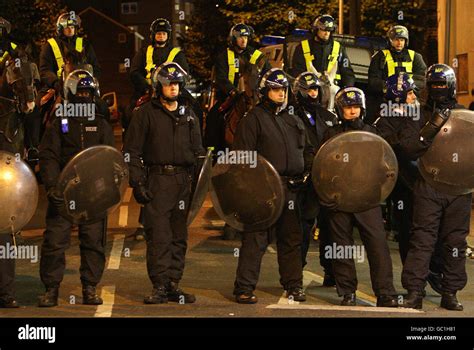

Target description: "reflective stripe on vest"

left=0, top=42, right=17, bottom=65
left=249, top=49, right=263, bottom=65
left=48, top=37, right=84, bottom=77
left=301, top=40, right=314, bottom=72
left=327, top=40, right=341, bottom=75
left=382, top=49, right=415, bottom=77
left=145, top=46, right=182, bottom=80
left=227, top=48, right=238, bottom=85
left=301, top=39, right=342, bottom=81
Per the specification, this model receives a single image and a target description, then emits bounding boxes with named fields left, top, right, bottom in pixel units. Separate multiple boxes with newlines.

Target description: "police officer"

left=205, top=23, right=271, bottom=151
left=322, top=87, right=398, bottom=307
left=0, top=17, right=19, bottom=72
left=232, top=68, right=314, bottom=304
left=124, top=62, right=204, bottom=304
left=38, top=70, right=114, bottom=307
left=129, top=18, right=191, bottom=241
left=367, top=25, right=426, bottom=124
left=400, top=64, right=472, bottom=311
left=293, top=71, right=338, bottom=286
left=292, top=15, right=355, bottom=88
left=40, top=12, right=101, bottom=91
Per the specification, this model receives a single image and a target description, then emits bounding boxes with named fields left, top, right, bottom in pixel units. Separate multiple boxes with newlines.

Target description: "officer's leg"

left=318, top=208, right=335, bottom=285
left=77, top=219, right=107, bottom=287
left=392, top=182, right=413, bottom=264
left=40, top=204, right=73, bottom=288
left=402, top=181, right=442, bottom=293
left=168, top=173, right=191, bottom=283
left=0, top=233, right=17, bottom=306
left=233, top=230, right=269, bottom=296
left=438, top=194, right=472, bottom=293
left=23, top=106, right=42, bottom=161
left=327, top=211, right=357, bottom=297
left=275, top=190, right=304, bottom=292
left=355, top=207, right=396, bottom=297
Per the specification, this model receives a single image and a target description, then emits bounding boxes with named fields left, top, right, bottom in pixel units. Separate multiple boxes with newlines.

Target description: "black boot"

left=82, top=285, right=103, bottom=305
left=0, top=296, right=19, bottom=308
left=440, top=292, right=463, bottom=311
left=401, top=291, right=423, bottom=309
left=166, top=281, right=196, bottom=304
left=235, top=291, right=258, bottom=304
left=341, top=293, right=356, bottom=306
left=426, top=271, right=443, bottom=295
left=377, top=295, right=399, bottom=308
left=144, top=285, right=168, bottom=304
left=287, top=288, right=306, bottom=302
left=38, top=287, right=59, bottom=307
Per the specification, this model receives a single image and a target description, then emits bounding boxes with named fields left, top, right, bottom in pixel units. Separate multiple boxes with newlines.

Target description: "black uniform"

left=400, top=101, right=472, bottom=294
left=291, top=37, right=355, bottom=87
left=204, top=45, right=271, bottom=150
left=322, top=120, right=396, bottom=297
left=0, top=142, right=17, bottom=304
left=366, top=48, right=426, bottom=123
left=232, top=101, right=314, bottom=295
left=39, top=36, right=101, bottom=89
left=39, top=114, right=114, bottom=288
left=295, top=102, right=338, bottom=268
left=123, top=99, right=204, bottom=287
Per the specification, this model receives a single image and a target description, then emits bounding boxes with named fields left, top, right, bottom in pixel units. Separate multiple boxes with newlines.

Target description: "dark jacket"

left=39, top=36, right=101, bottom=88
left=123, top=99, right=204, bottom=187
left=39, top=113, right=114, bottom=191
left=130, top=44, right=189, bottom=97
left=296, top=102, right=338, bottom=151
left=292, top=37, right=355, bottom=87
left=232, top=101, right=314, bottom=176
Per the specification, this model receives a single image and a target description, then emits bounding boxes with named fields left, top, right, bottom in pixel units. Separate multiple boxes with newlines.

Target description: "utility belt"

left=281, top=173, right=310, bottom=190
left=147, top=164, right=192, bottom=175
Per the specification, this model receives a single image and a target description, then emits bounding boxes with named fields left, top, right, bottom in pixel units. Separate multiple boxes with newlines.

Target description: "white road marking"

left=123, top=187, right=133, bottom=203
left=94, top=285, right=116, bottom=317
left=118, top=206, right=128, bottom=227
left=210, top=220, right=226, bottom=227
left=107, top=234, right=125, bottom=270
left=267, top=246, right=277, bottom=254
left=266, top=303, right=423, bottom=313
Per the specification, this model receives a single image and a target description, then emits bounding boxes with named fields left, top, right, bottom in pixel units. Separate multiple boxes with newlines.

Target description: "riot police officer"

left=367, top=25, right=426, bottom=124
left=0, top=17, right=19, bottom=72
left=232, top=68, right=314, bottom=304
left=123, top=62, right=204, bottom=304
left=293, top=71, right=338, bottom=285
left=322, top=87, right=398, bottom=307
left=38, top=70, right=114, bottom=307
left=291, top=15, right=355, bottom=88
left=400, top=64, right=472, bottom=311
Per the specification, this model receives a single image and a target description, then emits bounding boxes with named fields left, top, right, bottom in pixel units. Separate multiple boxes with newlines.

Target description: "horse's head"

left=5, top=53, right=39, bottom=114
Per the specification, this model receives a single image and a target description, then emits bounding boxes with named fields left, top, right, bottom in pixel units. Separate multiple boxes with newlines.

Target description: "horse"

left=0, top=48, right=39, bottom=155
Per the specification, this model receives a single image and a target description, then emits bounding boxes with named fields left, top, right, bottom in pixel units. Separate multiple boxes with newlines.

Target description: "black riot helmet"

left=387, top=25, right=409, bottom=49
left=63, top=69, right=99, bottom=104
left=425, top=63, right=457, bottom=105
left=56, top=12, right=81, bottom=37
left=335, top=87, right=366, bottom=120
left=294, top=72, right=323, bottom=105
left=0, top=17, right=12, bottom=40
left=150, top=18, right=172, bottom=45
left=151, top=62, right=187, bottom=101
left=312, top=15, right=337, bottom=34
left=228, top=23, right=251, bottom=49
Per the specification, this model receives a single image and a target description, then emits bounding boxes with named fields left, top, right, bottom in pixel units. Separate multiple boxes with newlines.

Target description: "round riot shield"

left=312, top=131, right=398, bottom=213
left=187, top=149, right=212, bottom=226
left=57, top=145, right=129, bottom=224
left=210, top=154, right=285, bottom=231
left=0, top=151, right=39, bottom=234
left=419, top=109, right=474, bottom=195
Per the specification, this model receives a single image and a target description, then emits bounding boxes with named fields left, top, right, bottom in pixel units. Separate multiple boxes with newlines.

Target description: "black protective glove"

left=420, top=108, right=450, bottom=142
left=133, top=184, right=153, bottom=205
left=47, top=188, right=64, bottom=211
left=319, top=198, right=339, bottom=211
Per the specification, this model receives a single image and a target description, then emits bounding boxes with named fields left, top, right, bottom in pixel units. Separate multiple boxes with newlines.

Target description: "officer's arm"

left=232, top=111, right=258, bottom=151
left=412, top=53, right=427, bottom=92
left=123, top=108, right=149, bottom=187
left=130, top=49, right=149, bottom=95
left=86, top=42, right=101, bottom=79
left=215, top=51, right=236, bottom=96
left=39, top=42, right=59, bottom=88
left=175, top=51, right=190, bottom=74
left=303, top=128, right=315, bottom=172
left=338, top=46, right=355, bottom=87
left=398, top=119, right=430, bottom=160
left=189, top=109, right=205, bottom=156
left=291, top=43, right=306, bottom=77
left=368, top=51, right=385, bottom=94
left=39, top=121, right=62, bottom=191
left=101, top=119, right=115, bottom=147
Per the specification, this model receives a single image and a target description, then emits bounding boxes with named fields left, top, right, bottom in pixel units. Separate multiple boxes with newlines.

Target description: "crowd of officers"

left=0, top=12, right=471, bottom=312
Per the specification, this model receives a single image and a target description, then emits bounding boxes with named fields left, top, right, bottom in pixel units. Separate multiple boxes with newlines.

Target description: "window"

left=118, top=33, right=127, bottom=43
left=121, top=2, right=138, bottom=15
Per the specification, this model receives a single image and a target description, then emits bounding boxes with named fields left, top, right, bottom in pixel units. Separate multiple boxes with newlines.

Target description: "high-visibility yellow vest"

left=382, top=49, right=415, bottom=78
left=227, top=48, right=263, bottom=85
left=145, top=45, right=181, bottom=81
left=301, top=39, right=341, bottom=81
left=48, top=37, right=84, bottom=78
left=0, top=42, right=17, bottom=65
